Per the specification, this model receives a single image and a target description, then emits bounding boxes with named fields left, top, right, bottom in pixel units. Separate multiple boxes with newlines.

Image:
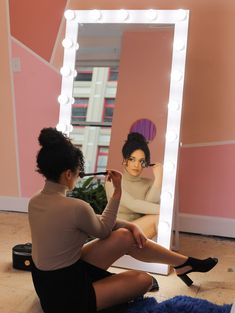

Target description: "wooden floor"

left=0, top=211, right=235, bottom=312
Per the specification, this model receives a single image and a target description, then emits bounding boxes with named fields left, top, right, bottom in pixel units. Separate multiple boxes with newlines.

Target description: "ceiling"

left=75, top=23, right=172, bottom=67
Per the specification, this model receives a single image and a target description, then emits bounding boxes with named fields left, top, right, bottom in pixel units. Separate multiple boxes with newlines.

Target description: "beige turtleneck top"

left=28, top=180, right=120, bottom=270
left=105, top=170, right=160, bottom=221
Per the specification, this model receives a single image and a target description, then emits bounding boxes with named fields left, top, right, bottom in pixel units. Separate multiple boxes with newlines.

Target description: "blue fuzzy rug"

left=128, top=296, right=232, bottom=313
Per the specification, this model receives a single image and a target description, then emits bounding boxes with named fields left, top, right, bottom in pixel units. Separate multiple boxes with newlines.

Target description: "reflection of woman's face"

left=124, top=149, right=146, bottom=177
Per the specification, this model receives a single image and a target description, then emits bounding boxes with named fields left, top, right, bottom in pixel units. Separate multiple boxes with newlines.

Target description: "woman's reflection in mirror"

left=106, top=132, right=163, bottom=222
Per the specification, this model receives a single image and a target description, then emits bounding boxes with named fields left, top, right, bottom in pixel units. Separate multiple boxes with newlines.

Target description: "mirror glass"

left=58, top=10, right=189, bottom=274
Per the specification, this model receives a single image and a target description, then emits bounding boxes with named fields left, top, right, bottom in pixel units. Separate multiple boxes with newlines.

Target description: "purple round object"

left=130, top=119, right=156, bottom=142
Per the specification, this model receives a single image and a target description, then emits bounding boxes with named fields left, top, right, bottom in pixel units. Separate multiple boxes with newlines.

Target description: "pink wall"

left=12, top=40, right=60, bottom=197
left=0, top=0, right=19, bottom=196
left=108, top=28, right=174, bottom=176
left=179, top=144, right=235, bottom=218
left=0, top=0, right=62, bottom=199
left=9, top=0, right=67, bottom=62
left=180, top=1, right=235, bottom=144
left=0, top=0, right=234, bottom=223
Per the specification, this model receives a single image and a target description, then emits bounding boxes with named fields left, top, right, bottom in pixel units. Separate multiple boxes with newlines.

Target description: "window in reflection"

left=95, top=147, right=109, bottom=172
left=108, top=67, right=119, bottom=81
left=71, top=66, right=117, bottom=172
left=102, top=98, right=115, bottom=123
left=74, top=67, right=93, bottom=81
left=72, top=98, right=89, bottom=123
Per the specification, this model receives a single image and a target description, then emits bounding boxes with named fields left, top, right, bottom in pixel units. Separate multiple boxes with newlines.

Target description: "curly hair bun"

left=38, top=127, right=67, bottom=148
left=127, top=132, right=148, bottom=144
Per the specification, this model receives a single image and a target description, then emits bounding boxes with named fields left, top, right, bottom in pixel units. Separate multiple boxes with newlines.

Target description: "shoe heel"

left=149, top=276, right=159, bottom=292
left=178, top=274, right=193, bottom=286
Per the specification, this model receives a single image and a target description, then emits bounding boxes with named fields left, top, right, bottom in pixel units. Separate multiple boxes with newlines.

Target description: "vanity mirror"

left=57, top=9, right=189, bottom=274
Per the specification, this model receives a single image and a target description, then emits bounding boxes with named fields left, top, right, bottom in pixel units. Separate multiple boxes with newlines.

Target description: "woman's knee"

left=111, top=228, right=135, bottom=246
left=130, top=270, right=153, bottom=291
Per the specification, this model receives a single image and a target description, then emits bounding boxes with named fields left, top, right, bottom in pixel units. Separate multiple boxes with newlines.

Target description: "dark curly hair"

left=36, top=127, right=84, bottom=182
left=122, top=132, right=150, bottom=166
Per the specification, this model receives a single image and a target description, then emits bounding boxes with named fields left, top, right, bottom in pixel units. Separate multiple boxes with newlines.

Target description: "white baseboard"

left=178, top=213, right=235, bottom=238
left=0, top=197, right=29, bottom=212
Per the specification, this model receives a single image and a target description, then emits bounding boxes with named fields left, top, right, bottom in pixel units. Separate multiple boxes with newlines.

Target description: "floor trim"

left=178, top=213, right=235, bottom=238
left=0, top=196, right=28, bottom=212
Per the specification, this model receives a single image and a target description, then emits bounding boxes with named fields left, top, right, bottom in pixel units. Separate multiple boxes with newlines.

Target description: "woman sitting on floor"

left=28, top=127, right=218, bottom=313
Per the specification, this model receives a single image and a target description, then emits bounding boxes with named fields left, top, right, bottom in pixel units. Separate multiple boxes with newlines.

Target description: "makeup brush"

left=79, top=171, right=108, bottom=178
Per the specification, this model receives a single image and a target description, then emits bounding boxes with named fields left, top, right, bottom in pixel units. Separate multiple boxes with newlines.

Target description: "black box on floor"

left=12, top=243, right=32, bottom=271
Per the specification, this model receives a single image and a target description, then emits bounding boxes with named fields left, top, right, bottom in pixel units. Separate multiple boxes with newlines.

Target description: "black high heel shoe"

left=149, top=275, right=159, bottom=292
left=174, top=257, right=218, bottom=286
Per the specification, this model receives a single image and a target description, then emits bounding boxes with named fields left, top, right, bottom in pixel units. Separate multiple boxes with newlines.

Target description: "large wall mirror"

left=57, top=9, right=189, bottom=274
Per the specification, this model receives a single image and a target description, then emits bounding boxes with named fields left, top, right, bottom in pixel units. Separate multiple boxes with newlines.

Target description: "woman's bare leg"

left=94, top=270, right=152, bottom=311
left=80, top=228, right=193, bottom=310
left=81, top=228, right=138, bottom=269
left=81, top=228, right=188, bottom=271
left=128, top=238, right=191, bottom=274
left=82, top=229, right=154, bottom=310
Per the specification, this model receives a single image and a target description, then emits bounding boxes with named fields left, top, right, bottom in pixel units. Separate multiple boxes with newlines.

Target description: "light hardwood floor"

left=0, top=211, right=234, bottom=313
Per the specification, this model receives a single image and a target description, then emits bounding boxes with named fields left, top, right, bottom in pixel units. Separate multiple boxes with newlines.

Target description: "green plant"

left=68, top=177, right=108, bottom=214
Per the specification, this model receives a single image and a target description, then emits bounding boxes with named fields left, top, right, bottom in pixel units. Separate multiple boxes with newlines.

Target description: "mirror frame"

left=57, top=9, right=189, bottom=274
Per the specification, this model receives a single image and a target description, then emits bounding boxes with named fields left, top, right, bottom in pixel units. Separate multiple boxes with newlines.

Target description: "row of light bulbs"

left=64, top=9, right=187, bottom=22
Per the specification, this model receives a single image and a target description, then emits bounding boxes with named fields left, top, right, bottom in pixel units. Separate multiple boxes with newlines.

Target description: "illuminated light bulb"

left=160, top=192, right=173, bottom=201
left=176, top=9, right=187, bottom=21
left=64, top=10, right=76, bottom=21
left=56, top=123, right=66, bottom=133
left=164, top=161, right=175, bottom=172
left=171, top=70, right=183, bottom=82
left=166, top=131, right=178, bottom=142
left=174, top=41, right=185, bottom=52
left=58, top=94, right=69, bottom=105
left=168, top=101, right=180, bottom=111
left=91, top=9, right=102, bottom=21
left=158, top=221, right=170, bottom=232
left=147, top=9, right=158, bottom=21
left=65, top=124, right=73, bottom=133
left=62, top=38, right=73, bottom=49
left=118, top=9, right=129, bottom=21
left=60, top=66, right=71, bottom=77
left=71, top=97, right=75, bottom=105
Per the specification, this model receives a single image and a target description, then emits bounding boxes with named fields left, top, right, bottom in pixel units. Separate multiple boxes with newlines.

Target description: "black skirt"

left=31, top=259, right=128, bottom=313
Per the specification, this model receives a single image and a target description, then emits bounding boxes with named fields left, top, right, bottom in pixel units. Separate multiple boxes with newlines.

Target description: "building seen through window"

left=108, top=67, right=119, bottom=81
left=95, top=147, right=109, bottom=172
left=71, top=67, right=118, bottom=173
left=102, top=98, right=115, bottom=123
left=74, top=68, right=93, bottom=81
left=72, top=98, right=89, bottom=123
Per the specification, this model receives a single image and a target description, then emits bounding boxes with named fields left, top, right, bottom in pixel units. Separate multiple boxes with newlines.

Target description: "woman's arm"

left=75, top=170, right=122, bottom=238
left=105, top=181, right=159, bottom=215
left=74, top=197, right=120, bottom=238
